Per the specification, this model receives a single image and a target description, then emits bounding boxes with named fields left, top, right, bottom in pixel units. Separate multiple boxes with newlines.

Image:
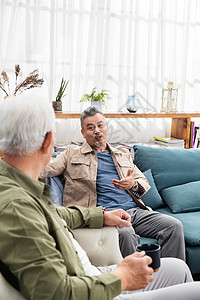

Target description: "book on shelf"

left=54, top=142, right=83, bottom=152
left=193, top=127, right=200, bottom=148
left=189, top=121, right=195, bottom=148
left=153, top=136, right=185, bottom=144
left=153, top=140, right=185, bottom=148
left=54, top=144, right=69, bottom=152
left=110, top=142, right=138, bottom=151
left=188, top=123, right=200, bottom=149
left=153, top=136, right=185, bottom=148
left=116, top=142, right=135, bottom=151
left=197, top=138, right=200, bottom=148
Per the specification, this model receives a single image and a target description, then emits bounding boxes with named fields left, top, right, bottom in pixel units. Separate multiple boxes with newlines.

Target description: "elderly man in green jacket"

left=0, top=95, right=200, bottom=300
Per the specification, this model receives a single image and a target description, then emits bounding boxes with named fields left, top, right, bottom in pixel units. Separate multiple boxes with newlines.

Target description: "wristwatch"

left=131, top=181, right=138, bottom=191
left=102, top=207, right=107, bottom=214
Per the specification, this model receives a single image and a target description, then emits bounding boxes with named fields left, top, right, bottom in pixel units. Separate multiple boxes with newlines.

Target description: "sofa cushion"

left=133, top=145, right=200, bottom=192
left=141, top=169, right=164, bottom=209
left=156, top=207, right=200, bottom=246
left=185, top=246, right=200, bottom=275
left=160, top=181, right=200, bottom=213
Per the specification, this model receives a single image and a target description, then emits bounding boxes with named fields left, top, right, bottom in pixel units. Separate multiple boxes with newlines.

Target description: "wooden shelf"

left=55, top=112, right=81, bottom=118
left=55, top=112, right=200, bottom=119
left=55, top=112, right=200, bottom=149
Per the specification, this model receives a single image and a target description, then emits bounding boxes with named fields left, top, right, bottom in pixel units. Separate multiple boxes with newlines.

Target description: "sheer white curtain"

left=1, top=0, right=200, bottom=143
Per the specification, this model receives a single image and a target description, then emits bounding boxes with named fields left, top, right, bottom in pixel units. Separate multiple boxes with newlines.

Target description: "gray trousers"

left=98, top=258, right=200, bottom=300
left=118, top=208, right=185, bottom=260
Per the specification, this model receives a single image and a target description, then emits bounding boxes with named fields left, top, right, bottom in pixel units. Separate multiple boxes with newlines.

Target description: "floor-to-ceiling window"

left=1, top=0, right=200, bottom=144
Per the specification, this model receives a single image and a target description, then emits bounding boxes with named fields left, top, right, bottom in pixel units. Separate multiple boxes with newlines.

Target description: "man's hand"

left=103, top=209, right=131, bottom=228
left=112, top=169, right=137, bottom=190
left=111, top=251, right=154, bottom=291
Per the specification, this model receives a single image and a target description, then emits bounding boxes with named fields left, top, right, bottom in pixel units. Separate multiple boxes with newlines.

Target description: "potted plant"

left=80, top=87, right=111, bottom=109
left=52, top=78, right=69, bottom=112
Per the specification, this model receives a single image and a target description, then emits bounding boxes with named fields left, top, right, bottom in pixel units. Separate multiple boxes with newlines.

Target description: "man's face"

left=81, top=113, right=108, bottom=151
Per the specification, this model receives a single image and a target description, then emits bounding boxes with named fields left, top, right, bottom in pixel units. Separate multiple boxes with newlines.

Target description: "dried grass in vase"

left=0, top=65, right=44, bottom=98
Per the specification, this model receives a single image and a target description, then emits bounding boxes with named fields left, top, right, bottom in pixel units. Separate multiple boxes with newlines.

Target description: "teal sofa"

left=133, top=145, right=200, bottom=275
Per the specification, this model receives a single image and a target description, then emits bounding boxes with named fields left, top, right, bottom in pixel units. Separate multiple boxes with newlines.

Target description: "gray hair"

left=80, top=106, right=104, bottom=129
left=0, top=94, right=55, bottom=157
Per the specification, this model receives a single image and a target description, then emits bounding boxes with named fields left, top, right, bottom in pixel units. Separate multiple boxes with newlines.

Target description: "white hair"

left=0, top=94, right=55, bottom=157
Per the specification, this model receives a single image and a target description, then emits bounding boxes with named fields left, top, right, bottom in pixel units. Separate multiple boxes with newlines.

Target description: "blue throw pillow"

left=133, top=145, right=200, bottom=192
left=46, top=175, right=64, bottom=206
left=141, top=169, right=164, bottom=209
left=160, top=181, right=200, bottom=213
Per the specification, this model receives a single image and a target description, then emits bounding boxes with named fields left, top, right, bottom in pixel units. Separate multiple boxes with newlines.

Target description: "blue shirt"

left=95, top=150, right=137, bottom=210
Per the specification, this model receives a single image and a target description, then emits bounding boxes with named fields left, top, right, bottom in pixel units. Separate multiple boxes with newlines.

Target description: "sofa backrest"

left=133, top=145, right=200, bottom=192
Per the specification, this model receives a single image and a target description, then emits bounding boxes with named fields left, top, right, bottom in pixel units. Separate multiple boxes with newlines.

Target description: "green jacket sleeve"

left=0, top=198, right=121, bottom=300
left=56, top=205, right=104, bottom=229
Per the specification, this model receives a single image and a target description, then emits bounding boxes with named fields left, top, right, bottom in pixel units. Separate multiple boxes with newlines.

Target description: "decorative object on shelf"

left=80, top=87, right=111, bottom=109
left=126, top=94, right=139, bottom=113
left=52, top=78, right=69, bottom=112
left=161, top=81, right=178, bottom=112
left=0, top=65, right=44, bottom=99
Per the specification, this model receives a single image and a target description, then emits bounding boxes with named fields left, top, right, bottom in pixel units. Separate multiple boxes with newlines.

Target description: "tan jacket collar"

left=107, top=143, right=123, bottom=154
left=80, top=142, right=94, bottom=154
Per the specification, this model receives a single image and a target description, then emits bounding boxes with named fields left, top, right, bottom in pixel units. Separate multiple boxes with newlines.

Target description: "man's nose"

left=94, top=126, right=100, bottom=133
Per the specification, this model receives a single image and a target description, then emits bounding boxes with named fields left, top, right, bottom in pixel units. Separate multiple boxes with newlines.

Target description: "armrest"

left=72, top=226, right=123, bottom=267
left=0, top=273, right=26, bottom=300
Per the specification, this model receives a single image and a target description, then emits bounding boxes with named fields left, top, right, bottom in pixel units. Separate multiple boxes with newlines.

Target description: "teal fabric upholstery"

left=186, top=246, right=200, bottom=275
left=141, top=169, right=164, bottom=209
left=160, top=181, right=200, bottom=213
left=156, top=207, right=200, bottom=246
left=133, top=145, right=200, bottom=275
left=157, top=204, right=200, bottom=275
left=133, top=145, right=200, bottom=192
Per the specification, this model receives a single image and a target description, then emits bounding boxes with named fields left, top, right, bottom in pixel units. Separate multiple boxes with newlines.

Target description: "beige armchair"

left=72, top=226, right=123, bottom=266
left=0, top=226, right=122, bottom=300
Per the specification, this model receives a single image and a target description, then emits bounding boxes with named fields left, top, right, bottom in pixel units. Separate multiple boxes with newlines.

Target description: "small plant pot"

left=52, top=101, right=62, bottom=112
left=91, top=100, right=102, bottom=111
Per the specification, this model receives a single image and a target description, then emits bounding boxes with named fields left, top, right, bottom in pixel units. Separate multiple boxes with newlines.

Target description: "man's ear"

left=41, top=132, right=53, bottom=154
left=81, top=128, right=85, bottom=139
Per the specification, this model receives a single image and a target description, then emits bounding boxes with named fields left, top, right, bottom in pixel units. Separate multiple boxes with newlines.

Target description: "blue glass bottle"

left=126, top=95, right=139, bottom=113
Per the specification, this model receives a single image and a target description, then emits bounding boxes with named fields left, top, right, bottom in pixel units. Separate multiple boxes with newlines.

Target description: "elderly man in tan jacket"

left=41, top=106, right=185, bottom=260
